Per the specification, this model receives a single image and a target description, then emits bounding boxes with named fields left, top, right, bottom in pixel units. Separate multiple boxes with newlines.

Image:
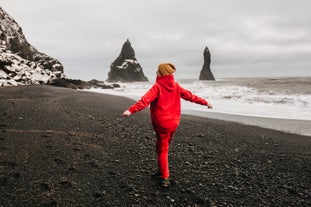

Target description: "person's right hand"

left=122, top=110, right=131, bottom=117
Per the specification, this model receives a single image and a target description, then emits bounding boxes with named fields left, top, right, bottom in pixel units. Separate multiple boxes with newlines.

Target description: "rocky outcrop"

left=0, top=7, right=66, bottom=86
left=49, top=78, right=120, bottom=90
left=199, top=47, right=215, bottom=80
left=106, top=39, right=148, bottom=82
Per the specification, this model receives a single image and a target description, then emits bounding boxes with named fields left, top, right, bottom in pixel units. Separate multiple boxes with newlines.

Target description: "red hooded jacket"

left=128, top=74, right=208, bottom=131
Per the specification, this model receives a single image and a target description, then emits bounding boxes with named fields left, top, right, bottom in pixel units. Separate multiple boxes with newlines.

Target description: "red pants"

left=156, top=130, right=175, bottom=178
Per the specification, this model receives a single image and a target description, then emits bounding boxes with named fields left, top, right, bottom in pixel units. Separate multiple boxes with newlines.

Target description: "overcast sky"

left=1, top=0, right=311, bottom=80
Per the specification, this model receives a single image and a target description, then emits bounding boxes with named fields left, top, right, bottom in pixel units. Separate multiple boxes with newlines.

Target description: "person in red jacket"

left=122, top=63, right=212, bottom=188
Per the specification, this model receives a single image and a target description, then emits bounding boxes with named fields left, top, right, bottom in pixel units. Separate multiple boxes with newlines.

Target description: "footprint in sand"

left=40, top=199, right=57, bottom=207
left=39, top=182, right=50, bottom=192
left=0, top=161, right=17, bottom=167
left=59, top=180, right=74, bottom=188
left=72, top=147, right=81, bottom=152
left=54, top=158, right=64, bottom=165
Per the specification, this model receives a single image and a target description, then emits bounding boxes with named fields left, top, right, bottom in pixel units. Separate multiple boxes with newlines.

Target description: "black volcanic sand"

left=0, top=85, right=310, bottom=207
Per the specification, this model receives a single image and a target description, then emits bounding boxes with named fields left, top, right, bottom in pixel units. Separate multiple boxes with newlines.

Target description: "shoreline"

left=84, top=89, right=311, bottom=137
left=183, top=109, right=311, bottom=137
left=85, top=75, right=311, bottom=134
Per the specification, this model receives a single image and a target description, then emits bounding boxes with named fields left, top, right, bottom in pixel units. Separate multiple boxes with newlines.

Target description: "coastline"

left=84, top=90, right=311, bottom=137
left=85, top=76, right=311, bottom=136
left=0, top=85, right=310, bottom=206
left=183, top=109, right=311, bottom=137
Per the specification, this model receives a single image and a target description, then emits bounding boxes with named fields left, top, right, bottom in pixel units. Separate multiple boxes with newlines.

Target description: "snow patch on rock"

left=0, top=46, right=66, bottom=86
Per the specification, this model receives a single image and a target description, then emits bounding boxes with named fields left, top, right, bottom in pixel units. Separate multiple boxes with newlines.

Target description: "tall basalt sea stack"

left=199, top=47, right=215, bottom=80
left=0, top=7, right=66, bottom=86
left=106, top=39, right=148, bottom=82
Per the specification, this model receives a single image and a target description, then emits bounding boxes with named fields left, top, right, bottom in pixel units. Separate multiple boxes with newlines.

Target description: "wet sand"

left=185, top=109, right=311, bottom=136
left=0, top=85, right=310, bottom=206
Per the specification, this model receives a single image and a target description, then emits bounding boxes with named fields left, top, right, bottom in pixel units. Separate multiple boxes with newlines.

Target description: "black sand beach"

left=0, top=85, right=310, bottom=206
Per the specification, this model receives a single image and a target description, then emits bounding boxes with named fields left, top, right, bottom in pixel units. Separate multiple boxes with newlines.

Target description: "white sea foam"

left=87, top=78, right=311, bottom=121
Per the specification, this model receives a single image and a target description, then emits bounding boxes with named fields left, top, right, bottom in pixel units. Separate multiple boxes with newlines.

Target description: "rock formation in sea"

left=0, top=7, right=66, bottom=86
left=106, top=39, right=148, bottom=82
left=199, top=47, right=215, bottom=80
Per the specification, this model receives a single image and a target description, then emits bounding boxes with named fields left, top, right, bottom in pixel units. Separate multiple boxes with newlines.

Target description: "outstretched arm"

left=122, top=84, right=159, bottom=116
left=179, top=84, right=212, bottom=109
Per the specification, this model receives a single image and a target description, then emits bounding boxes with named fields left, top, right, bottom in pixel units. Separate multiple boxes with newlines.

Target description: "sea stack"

left=0, top=7, right=66, bottom=86
left=106, top=39, right=148, bottom=82
left=199, top=47, right=215, bottom=80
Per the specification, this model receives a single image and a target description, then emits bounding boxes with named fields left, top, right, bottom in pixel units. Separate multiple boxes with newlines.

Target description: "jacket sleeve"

left=128, top=84, right=159, bottom=114
left=179, top=84, right=208, bottom=105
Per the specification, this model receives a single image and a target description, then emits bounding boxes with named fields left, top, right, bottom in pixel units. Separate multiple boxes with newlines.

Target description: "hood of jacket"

left=156, top=74, right=176, bottom=92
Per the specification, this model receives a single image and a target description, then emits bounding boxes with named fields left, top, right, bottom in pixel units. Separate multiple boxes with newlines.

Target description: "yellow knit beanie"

left=157, top=63, right=176, bottom=76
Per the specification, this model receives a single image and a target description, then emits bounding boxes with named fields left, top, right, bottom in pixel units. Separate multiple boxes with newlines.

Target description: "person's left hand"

left=207, top=103, right=213, bottom=109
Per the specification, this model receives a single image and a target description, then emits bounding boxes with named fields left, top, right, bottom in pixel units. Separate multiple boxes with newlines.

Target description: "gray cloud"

left=2, top=0, right=311, bottom=80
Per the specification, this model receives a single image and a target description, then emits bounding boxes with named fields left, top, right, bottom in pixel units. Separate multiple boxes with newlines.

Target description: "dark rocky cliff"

left=0, top=7, right=65, bottom=86
left=106, top=39, right=148, bottom=82
left=199, top=47, right=215, bottom=80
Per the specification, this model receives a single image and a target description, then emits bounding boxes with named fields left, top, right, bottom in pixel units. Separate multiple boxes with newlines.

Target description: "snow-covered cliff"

left=0, top=7, right=66, bottom=86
